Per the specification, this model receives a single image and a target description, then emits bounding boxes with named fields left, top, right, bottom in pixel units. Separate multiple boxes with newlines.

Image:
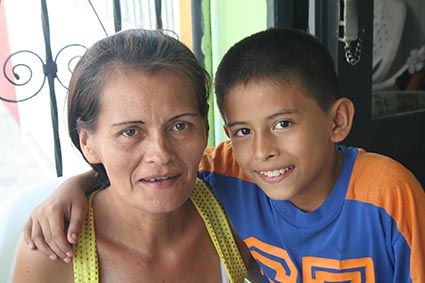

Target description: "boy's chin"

left=257, top=184, right=294, bottom=201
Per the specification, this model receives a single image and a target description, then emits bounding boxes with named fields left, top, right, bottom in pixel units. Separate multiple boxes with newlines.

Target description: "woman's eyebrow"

left=169, top=112, right=200, bottom=121
left=110, top=113, right=200, bottom=127
left=111, top=120, right=144, bottom=127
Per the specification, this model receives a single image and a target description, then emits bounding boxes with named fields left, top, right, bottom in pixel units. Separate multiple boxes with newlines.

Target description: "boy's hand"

left=23, top=174, right=92, bottom=263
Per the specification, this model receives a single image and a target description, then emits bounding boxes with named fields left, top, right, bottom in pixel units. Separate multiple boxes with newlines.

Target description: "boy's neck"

left=290, top=149, right=344, bottom=212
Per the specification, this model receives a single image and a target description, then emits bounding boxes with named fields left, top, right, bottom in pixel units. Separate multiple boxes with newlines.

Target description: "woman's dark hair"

left=68, top=29, right=210, bottom=188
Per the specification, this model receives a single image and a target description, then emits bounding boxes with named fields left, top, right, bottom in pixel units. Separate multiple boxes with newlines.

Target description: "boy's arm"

left=23, top=170, right=96, bottom=262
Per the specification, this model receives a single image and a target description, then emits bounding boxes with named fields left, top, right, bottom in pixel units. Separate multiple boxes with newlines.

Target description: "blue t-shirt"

left=199, top=141, right=425, bottom=283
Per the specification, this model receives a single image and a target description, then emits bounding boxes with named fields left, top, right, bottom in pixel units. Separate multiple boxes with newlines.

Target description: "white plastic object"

left=338, top=0, right=359, bottom=43
left=0, top=177, right=67, bottom=283
left=372, top=0, right=407, bottom=84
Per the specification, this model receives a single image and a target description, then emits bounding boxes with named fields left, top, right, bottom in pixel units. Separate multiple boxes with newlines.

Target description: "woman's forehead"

left=99, top=69, right=199, bottom=117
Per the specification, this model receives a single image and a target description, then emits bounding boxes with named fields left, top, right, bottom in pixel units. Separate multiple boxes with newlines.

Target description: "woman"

left=13, top=29, right=257, bottom=283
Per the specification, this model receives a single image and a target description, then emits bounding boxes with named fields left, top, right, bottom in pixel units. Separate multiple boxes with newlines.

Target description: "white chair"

left=0, top=177, right=67, bottom=283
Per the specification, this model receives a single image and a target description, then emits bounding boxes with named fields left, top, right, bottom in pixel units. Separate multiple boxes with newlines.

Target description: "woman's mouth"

left=143, top=175, right=176, bottom=182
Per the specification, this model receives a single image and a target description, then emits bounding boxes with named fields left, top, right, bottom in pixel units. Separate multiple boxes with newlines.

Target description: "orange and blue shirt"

left=198, top=141, right=425, bottom=283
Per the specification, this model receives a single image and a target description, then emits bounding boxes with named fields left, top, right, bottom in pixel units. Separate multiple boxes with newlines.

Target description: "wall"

left=209, top=0, right=267, bottom=143
left=0, top=0, right=19, bottom=122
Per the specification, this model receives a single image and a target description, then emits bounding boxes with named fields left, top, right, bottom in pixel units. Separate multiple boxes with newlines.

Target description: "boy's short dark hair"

left=214, top=27, right=340, bottom=119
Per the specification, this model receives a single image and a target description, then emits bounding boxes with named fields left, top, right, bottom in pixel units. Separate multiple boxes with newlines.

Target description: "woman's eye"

left=235, top=128, right=251, bottom=137
left=172, top=122, right=189, bottom=131
left=122, top=128, right=139, bottom=137
left=275, top=120, right=291, bottom=129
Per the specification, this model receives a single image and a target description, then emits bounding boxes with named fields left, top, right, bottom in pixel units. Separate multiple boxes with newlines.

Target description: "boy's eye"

left=235, top=128, right=251, bottom=137
left=122, top=128, right=139, bottom=137
left=274, top=120, right=291, bottom=129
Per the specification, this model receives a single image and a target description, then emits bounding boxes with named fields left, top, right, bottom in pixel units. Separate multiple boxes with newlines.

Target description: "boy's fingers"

left=30, top=220, right=57, bottom=259
left=32, top=216, right=68, bottom=261
left=48, top=212, right=74, bottom=260
left=23, top=218, right=36, bottom=249
left=67, top=203, right=87, bottom=244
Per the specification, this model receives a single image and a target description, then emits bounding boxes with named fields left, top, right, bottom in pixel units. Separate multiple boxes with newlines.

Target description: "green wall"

left=202, top=0, right=267, bottom=145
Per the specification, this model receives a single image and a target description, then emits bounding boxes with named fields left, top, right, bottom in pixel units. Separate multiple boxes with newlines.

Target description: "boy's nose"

left=142, top=134, right=174, bottom=164
left=253, top=133, right=278, bottom=161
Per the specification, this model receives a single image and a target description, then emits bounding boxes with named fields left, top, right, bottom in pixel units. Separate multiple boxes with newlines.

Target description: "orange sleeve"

left=199, top=140, right=251, bottom=182
left=346, top=150, right=425, bottom=282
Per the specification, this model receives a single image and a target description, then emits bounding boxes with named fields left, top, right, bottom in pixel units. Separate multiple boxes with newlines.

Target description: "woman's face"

left=80, top=69, right=208, bottom=214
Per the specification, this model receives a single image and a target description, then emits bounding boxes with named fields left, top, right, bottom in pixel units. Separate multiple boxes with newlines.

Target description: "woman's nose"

left=142, top=133, right=174, bottom=164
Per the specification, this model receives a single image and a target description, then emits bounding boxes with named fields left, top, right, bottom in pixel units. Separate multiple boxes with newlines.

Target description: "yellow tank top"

left=73, top=178, right=248, bottom=283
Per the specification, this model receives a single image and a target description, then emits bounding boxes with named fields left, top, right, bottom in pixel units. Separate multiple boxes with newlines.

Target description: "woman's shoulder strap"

left=72, top=190, right=99, bottom=283
left=190, top=178, right=248, bottom=283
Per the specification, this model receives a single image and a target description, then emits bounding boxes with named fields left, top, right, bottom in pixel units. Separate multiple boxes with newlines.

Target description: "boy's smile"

left=223, top=79, right=343, bottom=212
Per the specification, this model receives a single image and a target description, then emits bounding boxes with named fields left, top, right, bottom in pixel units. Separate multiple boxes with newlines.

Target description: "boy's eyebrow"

left=268, top=109, right=299, bottom=119
left=226, top=109, right=299, bottom=128
left=226, top=120, right=247, bottom=128
left=111, top=112, right=200, bottom=127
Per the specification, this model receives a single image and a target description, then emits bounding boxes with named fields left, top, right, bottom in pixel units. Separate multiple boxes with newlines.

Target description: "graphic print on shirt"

left=245, top=237, right=375, bottom=283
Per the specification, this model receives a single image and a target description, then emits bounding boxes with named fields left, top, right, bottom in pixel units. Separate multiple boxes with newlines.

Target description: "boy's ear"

left=79, top=128, right=101, bottom=164
left=329, top=97, right=355, bottom=143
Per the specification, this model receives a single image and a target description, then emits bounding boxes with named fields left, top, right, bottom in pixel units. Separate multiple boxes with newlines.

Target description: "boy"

left=25, top=28, right=425, bottom=282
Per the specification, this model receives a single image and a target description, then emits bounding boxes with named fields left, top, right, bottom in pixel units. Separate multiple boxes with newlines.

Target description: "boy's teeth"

left=260, top=167, right=291, bottom=177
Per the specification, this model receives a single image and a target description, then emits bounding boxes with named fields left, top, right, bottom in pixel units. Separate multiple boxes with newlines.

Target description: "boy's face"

left=223, top=79, right=342, bottom=212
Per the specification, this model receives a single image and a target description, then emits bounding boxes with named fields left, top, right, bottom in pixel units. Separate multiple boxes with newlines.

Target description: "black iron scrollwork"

left=0, top=0, right=87, bottom=177
left=0, top=0, right=159, bottom=178
left=1, top=45, right=86, bottom=103
left=1, top=50, right=46, bottom=103
left=54, top=44, right=88, bottom=89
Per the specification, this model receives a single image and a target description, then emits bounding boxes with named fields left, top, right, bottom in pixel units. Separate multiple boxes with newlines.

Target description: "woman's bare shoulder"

left=13, top=238, right=73, bottom=283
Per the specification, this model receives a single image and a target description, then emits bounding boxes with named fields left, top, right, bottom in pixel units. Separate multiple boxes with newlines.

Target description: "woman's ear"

left=204, top=119, right=210, bottom=145
left=329, top=97, right=355, bottom=143
left=79, top=128, right=101, bottom=164
left=223, top=125, right=231, bottom=139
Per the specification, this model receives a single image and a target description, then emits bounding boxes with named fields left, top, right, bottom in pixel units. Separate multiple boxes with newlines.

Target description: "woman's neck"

left=92, top=189, right=201, bottom=256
